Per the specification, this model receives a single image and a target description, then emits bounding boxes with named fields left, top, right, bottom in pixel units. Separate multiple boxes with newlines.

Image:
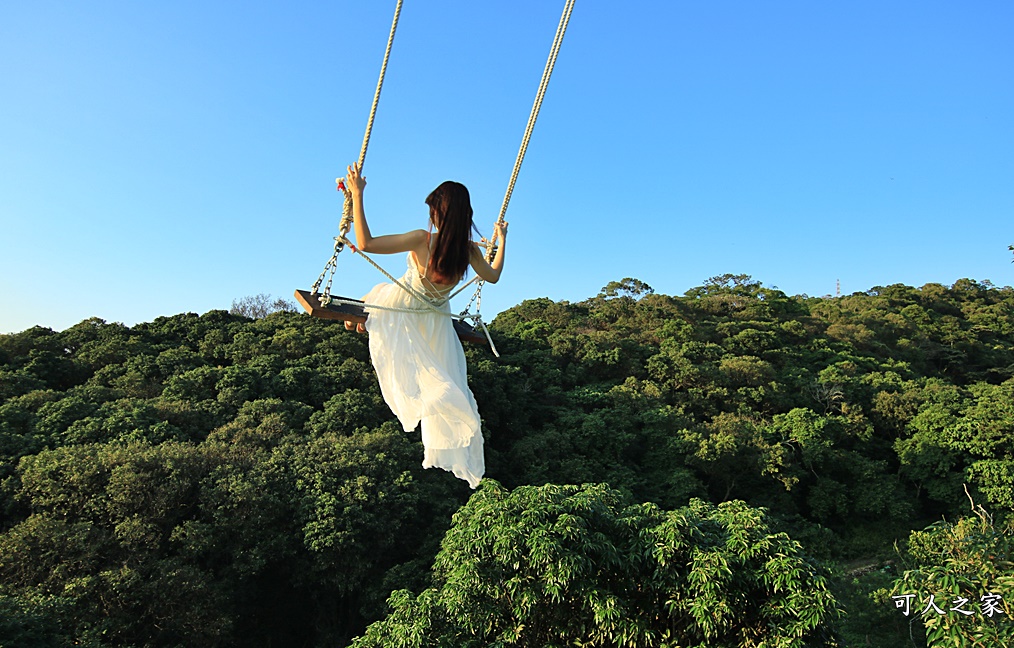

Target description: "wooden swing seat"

left=293, top=289, right=486, bottom=345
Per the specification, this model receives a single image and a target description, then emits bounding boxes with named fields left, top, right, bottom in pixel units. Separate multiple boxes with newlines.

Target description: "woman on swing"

left=343, top=161, right=508, bottom=488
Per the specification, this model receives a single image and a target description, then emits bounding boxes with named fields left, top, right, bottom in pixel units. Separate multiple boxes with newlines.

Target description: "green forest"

left=1, top=274, right=1012, bottom=647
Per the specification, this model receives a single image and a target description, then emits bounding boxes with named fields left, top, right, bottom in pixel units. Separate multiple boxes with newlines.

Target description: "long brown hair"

left=425, top=181, right=478, bottom=283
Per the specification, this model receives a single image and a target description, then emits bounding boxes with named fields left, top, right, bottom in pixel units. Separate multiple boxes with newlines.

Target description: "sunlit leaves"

left=884, top=514, right=1014, bottom=646
left=354, top=483, right=842, bottom=647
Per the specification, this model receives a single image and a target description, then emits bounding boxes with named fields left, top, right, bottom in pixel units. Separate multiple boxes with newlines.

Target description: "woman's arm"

left=469, top=221, right=508, bottom=283
left=346, top=162, right=428, bottom=254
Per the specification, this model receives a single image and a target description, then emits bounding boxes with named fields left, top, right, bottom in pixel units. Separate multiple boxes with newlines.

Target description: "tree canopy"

left=1, top=276, right=1012, bottom=646
left=353, top=481, right=841, bottom=647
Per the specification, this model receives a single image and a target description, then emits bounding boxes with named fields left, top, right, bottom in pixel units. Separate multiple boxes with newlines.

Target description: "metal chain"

left=311, top=239, right=342, bottom=295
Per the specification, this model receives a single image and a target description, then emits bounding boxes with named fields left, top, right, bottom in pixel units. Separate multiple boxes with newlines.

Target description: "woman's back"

left=410, top=234, right=461, bottom=298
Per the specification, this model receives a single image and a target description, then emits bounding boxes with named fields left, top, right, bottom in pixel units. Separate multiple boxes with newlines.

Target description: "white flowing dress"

left=362, top=254, right=485, bottom=488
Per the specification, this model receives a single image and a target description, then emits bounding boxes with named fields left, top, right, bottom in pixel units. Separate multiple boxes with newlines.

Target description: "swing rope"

left=494, top=0, right=575, bottom=233
left=341, top=0, right=404, bottom=233
left=310, top=0, right=575, bottom=358
left=461, top=0, right=576, bottom=329
left=313, top=0, right=404, bottom=302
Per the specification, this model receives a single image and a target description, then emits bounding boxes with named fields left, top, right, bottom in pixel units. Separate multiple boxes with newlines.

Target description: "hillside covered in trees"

left=1, top=274, right=1012, bottom=647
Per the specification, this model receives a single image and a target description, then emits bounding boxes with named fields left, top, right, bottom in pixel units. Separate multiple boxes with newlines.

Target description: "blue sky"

left=2, top=0, right=1012, bottom=334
